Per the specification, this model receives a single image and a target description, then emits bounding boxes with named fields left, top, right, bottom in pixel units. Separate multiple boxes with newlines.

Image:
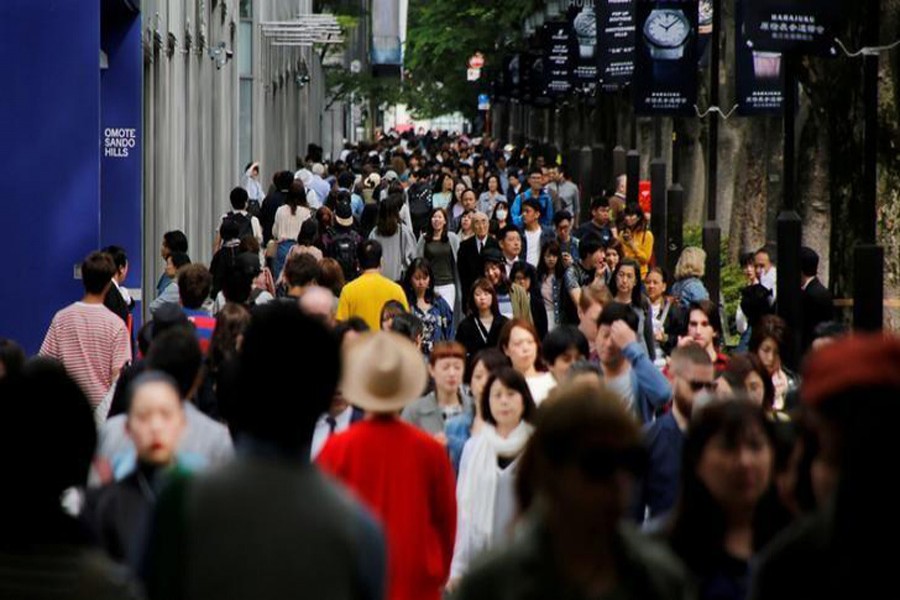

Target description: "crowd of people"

left=0, top=129, right=889, bottom=600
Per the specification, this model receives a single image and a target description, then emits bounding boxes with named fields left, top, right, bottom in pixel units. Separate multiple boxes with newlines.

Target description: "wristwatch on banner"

left=643, top=8, right=691, bottom=60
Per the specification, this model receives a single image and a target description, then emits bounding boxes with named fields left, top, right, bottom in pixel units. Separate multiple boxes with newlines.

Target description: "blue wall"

left=0, top=1, right=102, bottom=354
left=101, top=6, right=143, bottom=319
left=0, top=1, right=142, bottom=354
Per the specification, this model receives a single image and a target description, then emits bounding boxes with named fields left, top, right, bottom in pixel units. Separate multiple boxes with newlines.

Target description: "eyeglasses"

left=688, top=380, right=717, bottom=392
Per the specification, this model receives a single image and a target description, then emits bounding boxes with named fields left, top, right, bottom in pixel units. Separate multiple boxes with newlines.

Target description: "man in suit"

left=457, top=211, right=498, bottom=298
left=800, top=246, right=834, bottom=354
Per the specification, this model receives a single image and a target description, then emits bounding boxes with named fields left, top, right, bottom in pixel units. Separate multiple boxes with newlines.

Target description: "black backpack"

left=328, top=229, right=359, bottom=281
left=222, top=211, right=254, bottom=241
left=407, top=182, right=433, bottom=236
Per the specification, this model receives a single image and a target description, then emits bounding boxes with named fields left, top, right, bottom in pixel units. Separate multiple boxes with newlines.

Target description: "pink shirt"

left=40, top=302, right=131, bottom=407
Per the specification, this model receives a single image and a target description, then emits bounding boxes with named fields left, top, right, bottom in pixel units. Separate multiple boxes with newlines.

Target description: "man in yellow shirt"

left=336, top=239, right=409, bottom=330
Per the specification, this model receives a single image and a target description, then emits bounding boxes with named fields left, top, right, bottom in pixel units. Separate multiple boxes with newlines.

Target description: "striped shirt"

left=184, top=308, right=216, bottom=355
left=40, top=302, right=131, bottom=407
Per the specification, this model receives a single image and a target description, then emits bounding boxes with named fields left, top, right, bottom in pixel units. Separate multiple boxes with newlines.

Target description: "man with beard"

left=633, top=344, right=714, bottom=525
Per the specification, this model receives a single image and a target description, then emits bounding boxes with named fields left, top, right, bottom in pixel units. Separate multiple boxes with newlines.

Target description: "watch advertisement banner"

left=525, top=52, right=552, bottom=106
left=633, top=0, right=699, bottom=116
left=735, top=0, right=784, bottom=115
left=596, top=0, right=636, bottom=89
left=542, top=21, right=576, bottom=96
left=744, top=0, right=840, bottom=56
left=505, top=54, right=523, bottom=100
left=565, top=0, right=599, bottom=93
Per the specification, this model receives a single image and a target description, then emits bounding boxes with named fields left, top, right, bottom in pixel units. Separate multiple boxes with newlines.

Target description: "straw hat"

left=341, top=331, right=428, bottom=413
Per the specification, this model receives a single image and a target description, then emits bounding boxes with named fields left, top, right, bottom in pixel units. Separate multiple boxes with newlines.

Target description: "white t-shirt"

left=310, top=406, right=355, bottom=460
left=605, top=368, right=635, bottom=413
left=527, top=372, right=557, bottom=406
left=524, top=228, right=542, bottom=268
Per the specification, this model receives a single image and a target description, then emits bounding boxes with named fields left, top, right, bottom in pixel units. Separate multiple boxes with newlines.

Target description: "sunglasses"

left=576, top=446, right=647, bottom=481
left=688, top=380, right=717, bottom=392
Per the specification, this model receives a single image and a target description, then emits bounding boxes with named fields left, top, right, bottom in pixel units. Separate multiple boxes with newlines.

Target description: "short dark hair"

left=542, top=325, right=589, bottom=365
left=498, top=224, right=521, bottom=243
left=334, top=317, right=369, bottom=344
left=522, top=198, right=542, bottom=214
left=481, top=366, right=537, bottom=426
left=298, top=219, right=318, bottom=245
left=591, top=195, right=610, bottom=210
left=168, top=252, right=191, bottom=271
left=0, top=359, right=96, bottom=502
left=799, top=246, right=819, bottom=277
left=283, top=253, right=321, bottom=288
left=164, top=230, right=189, bottom=254
left=220, top=219, right=240, bottom=241
left=579, top=236, right=604, bottom=259
left=146, top=326, right=202, bottom=400
left=178, top=264, right=213, bottom=309
left=528, top=166, right=543, bottom=177
left=230, top=186, right=249, bottom=210
left=82, top=251, right=117, bottom=295
left=101, top=245, right=128, bottom=271
left=597, top=301, right=639, bottom=331
left=274, top=170, right=295, bottom=190
left=358, top=239, right=383, bottom=270
left=0, top=338, right=26, bottom=381
left=391, top=312, right=424, bottom=342
left=553, top=210, right=573, bottom=227
left=233, top=303, right=340, bottom=451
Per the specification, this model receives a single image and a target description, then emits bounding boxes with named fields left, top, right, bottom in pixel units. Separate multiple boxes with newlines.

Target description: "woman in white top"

left=432, top=173, right=455, bottom=210
left=498, top=318, right=556, bottom=405
left=272, top=182, right=312, bottom=242
left=447, top=366, right=536, bottom=590
left=478, top=175, right=505, bottom=217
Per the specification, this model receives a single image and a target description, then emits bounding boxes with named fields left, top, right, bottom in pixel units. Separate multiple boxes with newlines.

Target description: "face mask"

left=496, top=209, right=508, bottom=220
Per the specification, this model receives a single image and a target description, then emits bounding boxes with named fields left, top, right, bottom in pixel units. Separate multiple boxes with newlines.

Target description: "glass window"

left=239, top=79, right=253, bottom=171
left=240, top=0, right=252, bottom=19
left=238, top=21, right=253, bottom=77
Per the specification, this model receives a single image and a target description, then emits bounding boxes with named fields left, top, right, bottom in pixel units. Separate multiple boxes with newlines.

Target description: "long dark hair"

left=623, top=202, right=647, bottom=233
left=537, top=240, right=566, bottom=281
left=668, top=400, right=785, bottom=575
left=468, top=277, right=500, bottom=316
left=286, top=181, right=308, bottom=215
left=402, top=257, right=437, bottom=305
left=424, top=207, right=449, bottom=243
left=375, top=193, right=402, bottom=237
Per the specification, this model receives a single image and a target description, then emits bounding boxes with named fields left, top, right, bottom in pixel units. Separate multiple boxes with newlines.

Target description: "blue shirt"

left=511, top=188, right=554, bottom=229
left=636, top=411, right=684, bottom=522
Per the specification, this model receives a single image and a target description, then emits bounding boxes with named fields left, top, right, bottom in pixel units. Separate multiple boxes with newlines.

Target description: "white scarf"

left=456, top=421, right=534, bottom=551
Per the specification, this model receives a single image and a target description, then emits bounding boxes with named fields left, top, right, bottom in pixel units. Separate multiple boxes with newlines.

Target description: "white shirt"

left=526, top=372, right=557, bottom=406
left=310, top=406, right=355, bottom=459
left=524, top=228, right=541, bottom=268
left=605, top=368, right=635, bottom=414
left=760, top=266, right=778, bottom=305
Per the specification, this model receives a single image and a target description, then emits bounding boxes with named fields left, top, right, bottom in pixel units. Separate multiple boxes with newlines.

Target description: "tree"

left=403, top=0, right=540, bottom=119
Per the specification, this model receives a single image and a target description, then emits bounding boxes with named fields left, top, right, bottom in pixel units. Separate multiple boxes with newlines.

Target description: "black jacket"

left=104, top=284, right=134, bottom=326
left=457, top=235, right=499, bottom=299
left=260, top=189, right=288, bottom=243
left=456, top=314, right=509, bottom=364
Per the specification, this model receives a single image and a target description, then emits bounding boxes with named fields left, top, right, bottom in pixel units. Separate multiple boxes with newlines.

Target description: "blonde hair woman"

left=670, top=246, right=709, bottom=309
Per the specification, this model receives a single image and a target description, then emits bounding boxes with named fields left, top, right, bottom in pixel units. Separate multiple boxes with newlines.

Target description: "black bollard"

left=612, top=146, right=627, bottom=181
left=666, top=185, right=685, bottom=277
left=626, top=150, right=640, bottom=206
left=651, top=159, right=667, bottom=271
left=854, top=245, right=885, bottom=331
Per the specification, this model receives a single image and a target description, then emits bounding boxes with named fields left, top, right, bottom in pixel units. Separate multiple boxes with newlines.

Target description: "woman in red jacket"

left=318, top=331, right=458, bottom=600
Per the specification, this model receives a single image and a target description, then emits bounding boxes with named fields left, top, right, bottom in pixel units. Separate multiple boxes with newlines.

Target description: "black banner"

left=633, top=0, right=699, bottom=115
left=597, top=0, right=636, bottom=90
left=542, top=21, right=576, bottom=97
left=505, top=54, right=523, bottom=100
left=744, top=0, right=840, bottom=56
left=565, top=0, right=599, bottom=94
left=735, top=0, right=783, bottom=115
